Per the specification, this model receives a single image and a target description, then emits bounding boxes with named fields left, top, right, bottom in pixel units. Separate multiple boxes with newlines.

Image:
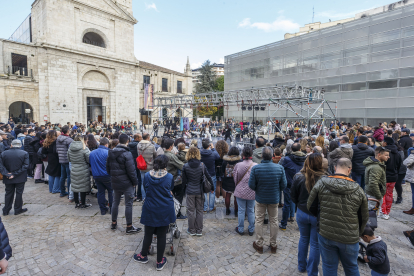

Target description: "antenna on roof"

left=312, top=6, right=315, bottom=23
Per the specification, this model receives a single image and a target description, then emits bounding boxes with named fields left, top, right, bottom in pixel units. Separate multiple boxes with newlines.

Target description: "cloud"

left=219, top=58, right=224, bottom=64
left=238, top=17, right=300, bottom=32
left=145, top=3, right=159, bottom=12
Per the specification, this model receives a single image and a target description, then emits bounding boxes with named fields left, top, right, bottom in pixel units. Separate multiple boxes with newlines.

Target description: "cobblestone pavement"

left=1, top=179, right=414, bottom=276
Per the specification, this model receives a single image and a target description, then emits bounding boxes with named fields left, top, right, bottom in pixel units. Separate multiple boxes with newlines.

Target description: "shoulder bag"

left=201, top=163, right=212, bottom=193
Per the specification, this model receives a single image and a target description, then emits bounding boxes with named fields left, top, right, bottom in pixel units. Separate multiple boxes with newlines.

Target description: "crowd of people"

left=0, top=117, right=413, bottom=275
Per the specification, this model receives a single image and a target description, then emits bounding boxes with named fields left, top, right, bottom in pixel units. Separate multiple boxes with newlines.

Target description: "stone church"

left=0, top=0, right=193, bottom=124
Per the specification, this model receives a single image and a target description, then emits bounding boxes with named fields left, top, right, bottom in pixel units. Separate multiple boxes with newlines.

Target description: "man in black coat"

left=0, top=139, right=29, bottom=216
left=351, top=135, right=375, bottom=190
left=106, top=134, right=141, bottom=234
left=23, top=129, right=36, bottom=177
left=399, top=129, right=413, bottom=159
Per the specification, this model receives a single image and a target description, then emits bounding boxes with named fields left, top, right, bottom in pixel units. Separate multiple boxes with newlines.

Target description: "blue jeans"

left=141, top=171, right=146, bottom=199
left=318, top=233, right=360, bottom=276
left=411, top=183, right=414, bottom=209
left=296, top=208, right=320, bottom=276
left=351, top=172, right=365, bottom=190
left=95, top=177, right=113, bottom=213
left=371, top=271, right=388, bottom=276
left=204, top=176, right=217, bottom=211
left=281, top=187, right=295, bottom=227
left=49, top=175, right=61, bottom=193
left=236, top=198, right=255, bottom=233
left=59, top=163, right=71, bottom=195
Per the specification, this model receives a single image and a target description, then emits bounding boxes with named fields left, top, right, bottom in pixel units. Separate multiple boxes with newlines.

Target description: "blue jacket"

left=0, top=217, right=12, bottom=260
left=200, top=148, right=220, bottom=177
left=248, top=160, right=287, bottom=204
left=140, top=172, right=176, bottom=227
left=90, top=145, right=109, bottom=178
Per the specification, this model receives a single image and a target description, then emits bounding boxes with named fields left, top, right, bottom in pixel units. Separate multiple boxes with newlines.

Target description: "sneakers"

left=288, top=217, right=295, bottom=222
left=235, top=227, right=244, bottom=236
left=176, top=214, right=187, bottom=220
left=75, top=204, right=80, bottom=209
left=133, top=253, right=148, bottom=264
left=111, top=222, right=117, bottom=230
left=279, top=223, right=286, bottom=231
left=195, top=232, right=202, bottom=236
left=187, top=229, right=196, bottom=236
left=60, top=192, right=69, bottom=197
left=80, top=204, right=92, bottom=209
left=380, top=214, right=390, bottom=220
left=403, top=230, right=414, bottom=247
left=35, top=179, right=44, bottom=184
left=396, top=197, right=403, bottom=204
left=126, top=226, right=142, bottom=234
left=248, top=231, right=254, bottom=236
left=156, top=257, right=168, bottom=271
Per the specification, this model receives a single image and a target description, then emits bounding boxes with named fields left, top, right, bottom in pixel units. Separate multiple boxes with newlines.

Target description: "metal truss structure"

left=148, top=85, right=337, bottom=138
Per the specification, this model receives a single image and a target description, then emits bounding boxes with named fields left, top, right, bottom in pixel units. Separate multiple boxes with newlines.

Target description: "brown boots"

left=403, top=208, right=414, bottom=215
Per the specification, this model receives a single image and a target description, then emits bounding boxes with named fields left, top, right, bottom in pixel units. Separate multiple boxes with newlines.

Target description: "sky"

left=0, top=0, right=395, bottom=72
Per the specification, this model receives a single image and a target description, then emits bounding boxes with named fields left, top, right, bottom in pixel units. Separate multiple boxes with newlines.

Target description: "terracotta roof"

left=138, top=60, right=187, bottom=77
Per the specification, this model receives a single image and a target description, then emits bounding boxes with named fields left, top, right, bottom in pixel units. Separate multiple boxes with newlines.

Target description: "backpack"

left=225, top=163, right=236, bottom=178
left=136, top=145, right=149, bottom=170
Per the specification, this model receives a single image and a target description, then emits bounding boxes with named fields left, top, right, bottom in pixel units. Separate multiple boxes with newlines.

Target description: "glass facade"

left=225, top=4, right=414, bottom=127
left=9, top=14, right=32, bottom=44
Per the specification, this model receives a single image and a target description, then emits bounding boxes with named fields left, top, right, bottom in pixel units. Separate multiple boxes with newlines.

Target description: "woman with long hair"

left=134, top=155, right=176, bottom=270
left=222, top=146, right=242, bottom=216
left=215, top=140, right=229, bottom=201
left=315, top=135, right=325, bottom=148
left=182, top=147, right=213, bottom=235
left=291, top=153, right=325, bottom=276
left=68, top=135, right=91, bottom=208
left=86, top=133, right=98, bottom=151
left=233, top=147, right=257, bottom=235
left=42, top=130, right=61, bottom=193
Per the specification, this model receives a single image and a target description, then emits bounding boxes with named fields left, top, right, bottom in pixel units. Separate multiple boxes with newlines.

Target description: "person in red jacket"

left=373, top=127, right=384, bottom=142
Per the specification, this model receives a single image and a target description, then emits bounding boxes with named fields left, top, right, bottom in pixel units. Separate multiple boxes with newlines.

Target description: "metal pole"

left=267, top=103, right=270, bottom=141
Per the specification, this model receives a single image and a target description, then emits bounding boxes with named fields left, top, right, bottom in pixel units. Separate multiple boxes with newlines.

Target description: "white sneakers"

left=379, top=213, right=390, bottom=220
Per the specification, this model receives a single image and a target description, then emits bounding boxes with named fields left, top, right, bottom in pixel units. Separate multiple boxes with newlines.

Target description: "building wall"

left=225, top=3, right=414, bottom=127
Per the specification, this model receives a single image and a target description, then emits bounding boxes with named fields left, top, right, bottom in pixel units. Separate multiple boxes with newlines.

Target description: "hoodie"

left=252, top=147, right=264, bottom=164
left=363, top=157, right=387, bottom=200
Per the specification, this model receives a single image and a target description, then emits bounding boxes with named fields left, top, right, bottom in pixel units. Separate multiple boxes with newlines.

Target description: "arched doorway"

left=9, top=101, right=33, bottom=124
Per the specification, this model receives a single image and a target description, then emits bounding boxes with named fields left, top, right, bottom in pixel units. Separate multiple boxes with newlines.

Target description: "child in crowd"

left=361, top=227, right=390, bottom=276
left=272, top=148, right=282, bottom=164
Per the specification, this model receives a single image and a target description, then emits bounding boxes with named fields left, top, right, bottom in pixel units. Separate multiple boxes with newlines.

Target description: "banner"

left=183, top=117, right=189, bottom=130
left=180, top=118, right=183, bottom=131
left=144, top=84, right=154, bottom=110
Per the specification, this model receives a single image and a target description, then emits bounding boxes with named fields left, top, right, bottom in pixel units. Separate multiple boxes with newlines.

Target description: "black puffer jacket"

left=182, top=159, right=213, bottom=195
left=0, top=148, right=29, bottom=184
left=351, top=143, right=375, bottom=175
left=0, top=217, right=12, bottom=260
left=128, top=140, right=139, bottom=162
left=291, top=172, right=323, bottom=216
left=23, top=135, right=35, bottom=155
left=384, top=144, right=402, bottom=182
left=106, top=144, right=139, bottom=191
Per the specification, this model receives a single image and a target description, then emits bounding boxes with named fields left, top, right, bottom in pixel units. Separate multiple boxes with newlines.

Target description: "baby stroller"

left=148, top=197, right=182, bottom=256
left=358, top=198, right=380, bottom=262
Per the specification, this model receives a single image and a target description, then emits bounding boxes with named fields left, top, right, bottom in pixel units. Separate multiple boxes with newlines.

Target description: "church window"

left=83, top=32, right=105, bottom=48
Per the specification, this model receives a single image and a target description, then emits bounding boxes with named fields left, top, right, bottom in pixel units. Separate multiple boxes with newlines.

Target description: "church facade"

left=0, top=0, right=192, bottom=124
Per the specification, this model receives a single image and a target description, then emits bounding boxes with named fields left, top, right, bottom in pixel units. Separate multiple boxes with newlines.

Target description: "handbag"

left=201, top=163, right=213, bottom=193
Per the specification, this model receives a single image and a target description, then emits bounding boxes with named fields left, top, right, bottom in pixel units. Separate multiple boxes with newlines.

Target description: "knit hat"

left=11, top=139, right=22, bottom=147
left=384, top=136, right=394, bottom=145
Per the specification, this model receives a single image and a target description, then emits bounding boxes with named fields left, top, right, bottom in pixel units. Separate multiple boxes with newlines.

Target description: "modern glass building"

left=224, top=3, right=414, bottom=127
left=9, top=14, right=32, bottom=44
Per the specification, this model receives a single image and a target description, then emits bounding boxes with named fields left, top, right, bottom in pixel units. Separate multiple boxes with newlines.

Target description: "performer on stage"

left=224, top=124, right=232, bottom=142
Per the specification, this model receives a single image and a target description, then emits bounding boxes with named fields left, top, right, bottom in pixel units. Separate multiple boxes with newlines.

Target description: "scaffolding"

left=148, top=85, right=337, bottom=139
